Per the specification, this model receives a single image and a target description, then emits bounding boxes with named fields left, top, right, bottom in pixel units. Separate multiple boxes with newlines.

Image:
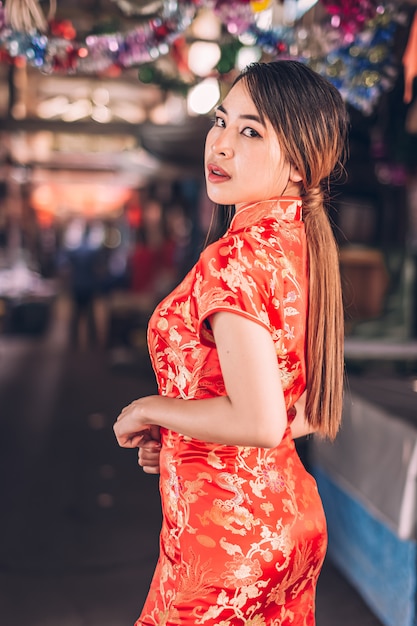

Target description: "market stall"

left=311, top=376, right=417, bottom=626
left=0, top=261, right=56, bottom=334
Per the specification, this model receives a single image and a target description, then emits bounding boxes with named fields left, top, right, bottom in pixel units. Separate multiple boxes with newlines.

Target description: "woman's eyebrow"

left=216, top=104, right=265, bottom=125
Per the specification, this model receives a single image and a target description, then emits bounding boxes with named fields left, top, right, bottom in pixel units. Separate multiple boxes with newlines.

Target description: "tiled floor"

left=0, top=301, right=384, bottom=626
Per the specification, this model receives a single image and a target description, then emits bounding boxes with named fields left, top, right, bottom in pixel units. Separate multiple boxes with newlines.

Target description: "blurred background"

left=0, top=1, right=417, bottom=625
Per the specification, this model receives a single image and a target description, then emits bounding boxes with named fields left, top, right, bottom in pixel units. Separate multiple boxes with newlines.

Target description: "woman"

left=114, top=60, right=348, bottom=625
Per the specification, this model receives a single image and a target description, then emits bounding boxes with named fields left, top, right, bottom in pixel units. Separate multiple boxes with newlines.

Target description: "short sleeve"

left=193, top=232, right=281, bottom=345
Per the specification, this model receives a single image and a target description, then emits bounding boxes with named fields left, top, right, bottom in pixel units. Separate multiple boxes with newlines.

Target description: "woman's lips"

left=207, top=163, right=231, bottom=183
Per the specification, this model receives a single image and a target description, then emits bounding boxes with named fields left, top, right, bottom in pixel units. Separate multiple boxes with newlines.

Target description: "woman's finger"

left=141, top=465, right=160, bottom=475
left=138, top=441, right=161, bottom=472
left=139, top=446, right=161, bottom=464
left=139, top=451, right=160, bottom=466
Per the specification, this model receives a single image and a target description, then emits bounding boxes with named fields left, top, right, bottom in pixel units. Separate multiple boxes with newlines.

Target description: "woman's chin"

left=205, top=187, right=234, bottom=206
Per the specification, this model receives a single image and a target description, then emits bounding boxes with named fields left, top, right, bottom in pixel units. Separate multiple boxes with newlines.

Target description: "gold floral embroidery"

left=174, top=548, right=218, bottom=604
left=221, top=555, right=263, bottom=588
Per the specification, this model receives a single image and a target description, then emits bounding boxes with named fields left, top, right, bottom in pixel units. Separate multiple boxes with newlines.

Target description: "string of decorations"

left=0, top=0, right=408, bottom=114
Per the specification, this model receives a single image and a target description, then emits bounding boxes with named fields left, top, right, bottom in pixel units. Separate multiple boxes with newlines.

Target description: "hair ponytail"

left=303, top=187, right=344, bottom=439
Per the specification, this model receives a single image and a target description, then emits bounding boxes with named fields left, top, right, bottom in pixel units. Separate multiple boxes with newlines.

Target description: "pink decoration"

left=321, top=0, right=381, bottom=36
left=213, top=0, right=254, bottom=35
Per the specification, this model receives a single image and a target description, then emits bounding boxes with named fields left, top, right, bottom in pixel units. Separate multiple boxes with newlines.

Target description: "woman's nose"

left=211, top=132, right=234, bottom=158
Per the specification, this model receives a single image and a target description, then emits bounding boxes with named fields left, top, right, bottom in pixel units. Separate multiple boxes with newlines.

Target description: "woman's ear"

left=289, top=163, right=303, bottom=184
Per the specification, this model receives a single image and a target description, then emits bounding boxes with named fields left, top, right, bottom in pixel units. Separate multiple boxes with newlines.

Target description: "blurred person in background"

left=129, top=198, right=177, bottom=301
left=61, top=219, right=107, bottom=349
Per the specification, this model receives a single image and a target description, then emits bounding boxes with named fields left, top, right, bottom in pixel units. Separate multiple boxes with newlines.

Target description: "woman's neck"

left=235, top=195, right=301, bottom=214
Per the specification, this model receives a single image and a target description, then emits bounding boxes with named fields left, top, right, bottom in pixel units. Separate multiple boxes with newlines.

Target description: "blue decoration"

left=29, top=33, right=48, bottom=66
left=310, top=13, right=399, bottom=114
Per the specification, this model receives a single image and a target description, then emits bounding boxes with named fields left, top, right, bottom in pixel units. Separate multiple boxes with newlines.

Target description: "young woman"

left=114, top=60, right=348, bottom=625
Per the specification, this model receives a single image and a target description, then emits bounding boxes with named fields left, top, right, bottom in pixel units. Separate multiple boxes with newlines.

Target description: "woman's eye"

left=242, top=127, right=261, bottom=138
left=213, top=115, right=225, bottom=128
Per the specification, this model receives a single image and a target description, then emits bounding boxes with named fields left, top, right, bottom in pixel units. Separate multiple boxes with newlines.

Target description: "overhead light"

left=187, top=78, right=220, bottom=116
left=112, top=101, right=147, bottom=124
left=92, top=105, right=112, bottom=123
left=150, top=93, right=187, bottom=124
left=61, top=99, right=93, bottom=122
left=188, top=41, right=221, bottom=77
left=92, top=87, right=110, bottom=106
left=236, top=46, right=262, bottom=71
left=37, top=96, right=69, bottom=119
left=255, top=6, right=273, bottom=30
left=190, top=8, right=221, bottom=41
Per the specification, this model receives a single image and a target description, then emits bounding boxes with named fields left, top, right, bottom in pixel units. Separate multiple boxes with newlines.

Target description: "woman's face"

left=204, top=80, right=301, bottom=209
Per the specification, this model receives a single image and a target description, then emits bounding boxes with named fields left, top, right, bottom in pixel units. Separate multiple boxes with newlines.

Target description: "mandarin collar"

left=229, top=197, right=302, bottom=232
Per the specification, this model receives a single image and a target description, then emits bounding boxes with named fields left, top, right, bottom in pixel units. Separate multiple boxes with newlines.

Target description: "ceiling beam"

left=0, top=116, right=141, bottom=137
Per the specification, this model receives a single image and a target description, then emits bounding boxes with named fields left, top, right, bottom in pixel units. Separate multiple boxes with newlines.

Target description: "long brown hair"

left=233, top=60, right=349, bottom=439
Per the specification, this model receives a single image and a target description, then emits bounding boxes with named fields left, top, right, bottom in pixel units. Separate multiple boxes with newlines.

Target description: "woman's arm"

left=137, top=392, right=315, bottom=475
left=114, top=311, right=288, bottom=449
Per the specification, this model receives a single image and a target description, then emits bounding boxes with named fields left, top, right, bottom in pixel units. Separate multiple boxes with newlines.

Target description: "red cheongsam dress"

left=138, top=197, right=327, bottom=626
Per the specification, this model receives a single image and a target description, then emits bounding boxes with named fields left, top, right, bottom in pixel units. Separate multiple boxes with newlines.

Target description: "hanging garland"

left=0, top=0, right=407, bottom=114
left=311, top=10, right=399, bottom=114
left=238, top=3, right=401, bottom=114
left=320, top=0, right=385, bottom=37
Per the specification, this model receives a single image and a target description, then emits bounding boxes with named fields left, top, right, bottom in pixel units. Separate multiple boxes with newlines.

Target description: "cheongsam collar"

left=229, top=196, right=302, bottom=232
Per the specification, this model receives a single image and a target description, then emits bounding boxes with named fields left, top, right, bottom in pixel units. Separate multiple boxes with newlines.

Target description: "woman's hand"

left=138, top=435, right=161, bottom=474
left=114, top=397, right=161, bottom=473
left=114, top=396, right=158, bottom=448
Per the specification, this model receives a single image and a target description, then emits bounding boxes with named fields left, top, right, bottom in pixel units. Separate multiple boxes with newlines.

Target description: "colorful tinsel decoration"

left=0, top=0, right=407, bottom=114
left=310, top=9, right=399, bottom=115
left=320, top=0, right=384, bottom=40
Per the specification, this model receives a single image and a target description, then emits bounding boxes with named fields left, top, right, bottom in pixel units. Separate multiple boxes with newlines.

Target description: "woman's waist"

left=159, top=426, right=296, bottom=466
left=157, top=429, right=316, bottom=512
